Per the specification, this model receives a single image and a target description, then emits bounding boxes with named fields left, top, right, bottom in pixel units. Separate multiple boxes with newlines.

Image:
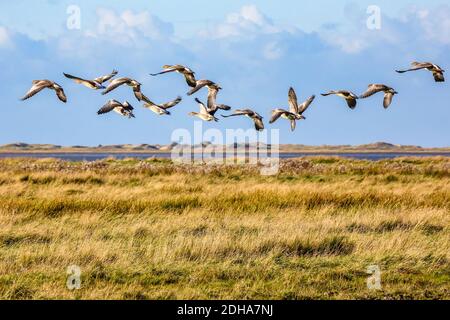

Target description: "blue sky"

left=0, top=0, right=449, bottom=147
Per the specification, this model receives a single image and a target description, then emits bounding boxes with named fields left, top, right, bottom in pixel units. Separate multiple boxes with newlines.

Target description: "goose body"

left=97, top=100, right=135, bottom=118
left=270, top=87, right=315, bottom=131
left=396, top=62, right=445, bottom=82
left=143, top=96, right=182, bottom=115
left=359, top=84, right=398, bottom=109
left=321, top=90, right=358, bottom=109
left=21, top=80, right=67, bottom=103
left=188, top=98, right=219, bottom=122
left=222, top=109, right=264, bottom=131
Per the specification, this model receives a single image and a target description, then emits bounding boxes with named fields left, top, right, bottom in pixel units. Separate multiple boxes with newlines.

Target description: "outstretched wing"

left=222, top=109, right=252, bottom=118
left=253, top=117, right=264, bottom=131
left=187, top=80, right=213, bottom=96
left=287, top=87, right=299, bottom=114
left=269, top=109, right=285, bottom=124
left=383, top=92, right=394, bottom=109
left=359, top=84, right=385, bottom=99
left=290, top=120, right=296, bottom=132
left=194, top=98, right=209, bottom=114
left=97, top=100, right=120, bottom=115
left=347, top=98, right=357, bottom=109
left=396, top=62, right=433, bottom=73
left=94, top=70, right=118, bottom=84
left=320, top=91, right=337, bottom=96
left=161, top=96, right=182, bottom=110
left=184, top=72, right=197, bottom=87
left=102, top=78, right=130, bottom=95
left=55, top=87, right=67, bottom=103
left=21, top=81, right=50, bottom=101
left=298, top=95, right=315, bottom=114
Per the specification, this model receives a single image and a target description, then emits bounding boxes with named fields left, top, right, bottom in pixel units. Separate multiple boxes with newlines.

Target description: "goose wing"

left=269, top=109, right=286, bottom=124
left=21, top=80, right=52, bottom=101
left=187, top=80, right=213, bottom=96
left=63, top=73, right=97, bottom=89
left=396, top=62, right=433, bottom=73
left=207, top=86, right=219, bottom=110
left=321, top=91, right=337, bottom=96
left=253, top=117, right=264, bottom=131
left=54, top=86, right=67, bottom=103
left=97, top=100, right=121, bottom=115
left=102, top=78, right=130, bottom=95
left=298, top=95, right=315, bottom=114
left=133, top=86, right=152, bottom=103
left=290, top=120, right=296, bottom=132
left=184, top=72, right=197, bottom=87
left=383, top=92, right=395, bottom=109
left=194, top=98, right=209, bottom=114
left=346, top=97, right=357, bottom=109
left=161, top=96, right=182, bottom=110
left=287, top=87, right=299, bottom=114
left=222, top=109, right=253, bottom=118
left=94, top=70, right=118, bottom=84
left=359, top=84, right=386, bottom=99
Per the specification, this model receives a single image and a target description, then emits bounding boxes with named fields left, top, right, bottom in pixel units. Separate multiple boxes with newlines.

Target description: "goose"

left=396, top=62, right=445, bottom=82
left=269, top=87, right=315, bottom=131
left=321, top=90, right=358, bottom=109
left=222, top=109, right=264, bottom=131
left=150, top=64, right=197, bottom=88
left=187, top=80, right=221, bottom=96
left=101, top=77, right=149, bottom=102
left=188, top=98, right=219, bottom=122
left=142, top=96, right=182, bottom=115
left=21, top=80, right=67, bottom=103
left=63, top=70, right=118, bottom=90
left=359, top=84, right=398, bottom=109
left=97, top=100, right=135, bottom=118
left=206, top=84, right=232, bottom=114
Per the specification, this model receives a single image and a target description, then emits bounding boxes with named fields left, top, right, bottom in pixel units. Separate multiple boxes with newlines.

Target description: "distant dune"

left=0, top=142, right=448, bottom=153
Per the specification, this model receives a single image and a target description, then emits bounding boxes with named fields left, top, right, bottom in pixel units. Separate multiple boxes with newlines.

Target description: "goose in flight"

left=63, top=70, right=118, bottom=90
left=206, top=85, right=232, bottom=114
left=321, top=90, right=359, bottom=109
left=101, top=77, right=149, bottom=101
left=142, top=96, right=182, bottom=115
left=359, top=84, right=398, bottom=109
left=396, top=62, right=445, bottom=82
left=150, top=64, right=197, bottom=88
left=222, top=109, right=264, bottom=131
left=269, top=87, right=315, bottom=131
left=187, top=80, right=221, bottom=96
left=188, top=98, right=219, bottom=122
left=21, top=80, right=67, bottom=103
left=97, top=100, right=135, bottom=118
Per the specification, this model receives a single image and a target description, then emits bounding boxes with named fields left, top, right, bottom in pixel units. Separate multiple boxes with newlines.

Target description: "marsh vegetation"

left=0, top=157, right=448, bottom=299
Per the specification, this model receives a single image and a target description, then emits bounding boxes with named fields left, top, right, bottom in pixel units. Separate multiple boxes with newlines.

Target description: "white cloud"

left=86, top=8, right=174, bottom=45
left=199, top=5, right=282, bottom=39
left=0, top=26, right=13, bottom=48
left=407, top=5, right=450, bottom=45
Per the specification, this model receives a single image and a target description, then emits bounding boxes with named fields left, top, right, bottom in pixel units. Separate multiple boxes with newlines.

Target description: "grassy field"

left=0, top=156, right=448, bottom=300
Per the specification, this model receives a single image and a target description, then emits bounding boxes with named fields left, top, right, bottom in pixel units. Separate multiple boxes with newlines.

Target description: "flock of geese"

left=21, top=62, right=445, bottom=132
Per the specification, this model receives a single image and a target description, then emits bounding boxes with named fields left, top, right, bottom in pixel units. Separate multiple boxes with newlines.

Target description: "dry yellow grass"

left=0, top=157, right=448, bottom=299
